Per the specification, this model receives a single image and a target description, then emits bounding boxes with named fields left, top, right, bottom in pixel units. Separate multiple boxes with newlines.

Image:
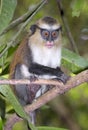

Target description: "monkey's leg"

left=29, top=63, right=69, bottom=83
left=13, top=64, right=41, bottom=125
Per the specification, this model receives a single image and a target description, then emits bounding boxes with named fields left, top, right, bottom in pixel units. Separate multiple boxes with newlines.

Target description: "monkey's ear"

left=30, top=24, right=37, bottom=34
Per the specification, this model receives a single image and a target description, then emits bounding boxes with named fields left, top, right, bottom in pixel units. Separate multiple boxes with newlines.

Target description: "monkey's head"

left=29, top=16, right=62, bottom=49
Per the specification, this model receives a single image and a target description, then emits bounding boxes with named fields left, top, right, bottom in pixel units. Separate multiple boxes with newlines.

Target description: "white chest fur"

left=20, top=45, right=62, bottom=99
left=31, top=46, right=61, bottom=68
left=31, top=45, right=61, bottom=98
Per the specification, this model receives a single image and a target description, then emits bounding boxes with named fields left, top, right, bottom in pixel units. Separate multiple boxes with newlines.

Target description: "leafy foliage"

left=0, top=84, right=36, bottom=130
left=71, top=0, right=88, bottom=17
left=37, top=126, right=67, bottom=130
left=0, top=0, right=17, bottom=34
left=71, top=0, right=83, bottom=17
left=62, top=48, right=88, bottom=73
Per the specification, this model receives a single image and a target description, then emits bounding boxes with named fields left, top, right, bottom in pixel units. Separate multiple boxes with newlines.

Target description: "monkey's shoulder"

left=10, top=36, right=31, bottom=78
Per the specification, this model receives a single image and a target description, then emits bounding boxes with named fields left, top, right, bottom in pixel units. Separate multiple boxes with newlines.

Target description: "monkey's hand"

left=55, top=67, right=70, bottom=84
left=57, top=73, right=69, bottom=84
left=29, top=63, right=69, bottom=84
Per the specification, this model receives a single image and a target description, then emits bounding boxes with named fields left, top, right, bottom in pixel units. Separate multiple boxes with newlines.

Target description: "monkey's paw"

left=58, top=73, right=70, bottom=84
left=30, top=75, right=38, bottom=82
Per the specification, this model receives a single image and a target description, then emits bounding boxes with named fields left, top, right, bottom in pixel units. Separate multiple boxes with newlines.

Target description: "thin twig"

left=56, top=0, right=79, bottom=54
left=0, top=0, right=47, bottom=58
left=0, top=0, right=47, bottom=36
left=25, top=69, right=88, bottom=112
left=3, top=69, right=88, bottom=130
left=0, top=78, right=66, bottom=85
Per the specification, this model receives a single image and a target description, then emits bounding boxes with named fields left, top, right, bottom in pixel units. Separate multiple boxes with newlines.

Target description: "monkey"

left=10, top=16, right=69, bottom=124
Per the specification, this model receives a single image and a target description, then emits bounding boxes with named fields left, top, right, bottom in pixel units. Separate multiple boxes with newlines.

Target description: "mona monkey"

left=10, top=16, right=68, bottom=124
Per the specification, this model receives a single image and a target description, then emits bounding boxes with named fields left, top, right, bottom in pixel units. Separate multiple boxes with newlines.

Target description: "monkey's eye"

left=41, top=30, right=49, bottom=39
left=52, top=31, right=59, bottom=38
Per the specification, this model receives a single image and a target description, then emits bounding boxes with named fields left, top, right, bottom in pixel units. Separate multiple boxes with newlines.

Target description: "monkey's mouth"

left=45, top=41, right=54, bottom=48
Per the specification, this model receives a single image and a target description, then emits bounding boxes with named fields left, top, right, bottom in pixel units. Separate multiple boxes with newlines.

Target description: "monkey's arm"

left=29, top=63, right=69, bottom=83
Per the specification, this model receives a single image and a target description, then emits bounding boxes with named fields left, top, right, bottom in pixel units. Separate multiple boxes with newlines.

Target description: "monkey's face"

left=29, top=17, right=62, bottom=49
left=37, top=25, right=62, bottom=48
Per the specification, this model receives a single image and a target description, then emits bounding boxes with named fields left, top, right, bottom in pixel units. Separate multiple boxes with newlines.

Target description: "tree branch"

left=3, top=69, right=88, bottom=130
left=0, top=0, right=47, bottom=58
left=0, top=0, right=47, bottom=36
left=25, top=69, right=88, bottom=112
left=56, top=0, right=79, bottom=54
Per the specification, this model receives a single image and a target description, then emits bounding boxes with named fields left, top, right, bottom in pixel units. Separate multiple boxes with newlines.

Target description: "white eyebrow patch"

left=39, top=24, right=60, bottom=30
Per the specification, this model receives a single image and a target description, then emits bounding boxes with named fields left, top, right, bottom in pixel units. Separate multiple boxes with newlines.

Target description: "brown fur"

left=10, top=36, right=30, bottom=78
left=36, top=16, right=60, bottom=29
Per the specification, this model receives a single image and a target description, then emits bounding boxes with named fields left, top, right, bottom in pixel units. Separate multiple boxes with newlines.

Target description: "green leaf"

left=0, top=85, right=29, bottom=119
left=0, top=84, right=37, bottom=130
left=0, top=117, right=3, bottom=130
left=37, top=126, right=68, bottom=130
left=0, top=95, right=5, bottom=119
left=71, top=0, right=83, bottom=17
left=12, top=120, right=29, bottom=130
left=0, top=0, right=17, bottom=34
left=62, top=48, right=88, bottom=73
left=0, top=45, right=8, bottom=70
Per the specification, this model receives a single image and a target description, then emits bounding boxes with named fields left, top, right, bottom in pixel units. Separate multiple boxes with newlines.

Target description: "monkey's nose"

left=45, top=41, right=54, bottom=48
